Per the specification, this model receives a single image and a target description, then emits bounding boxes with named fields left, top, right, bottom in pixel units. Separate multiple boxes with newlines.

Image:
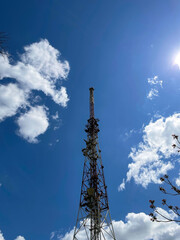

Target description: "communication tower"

left=73, top=88, right=116, bottom=240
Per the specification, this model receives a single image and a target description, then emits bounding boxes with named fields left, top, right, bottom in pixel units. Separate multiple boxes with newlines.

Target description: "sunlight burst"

left=174, top=52, right=180, bottom=68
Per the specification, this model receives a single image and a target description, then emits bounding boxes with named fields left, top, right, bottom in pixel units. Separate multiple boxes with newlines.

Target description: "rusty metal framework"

left=73, top=88, right=116, bottom=240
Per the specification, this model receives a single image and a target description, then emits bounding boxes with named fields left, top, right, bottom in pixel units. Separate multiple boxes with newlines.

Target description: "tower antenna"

left=73, top=88, right=116, bottom=240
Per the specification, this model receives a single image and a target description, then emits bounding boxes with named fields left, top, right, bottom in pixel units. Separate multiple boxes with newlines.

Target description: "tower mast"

left=73, top=88, right=116, bottom=240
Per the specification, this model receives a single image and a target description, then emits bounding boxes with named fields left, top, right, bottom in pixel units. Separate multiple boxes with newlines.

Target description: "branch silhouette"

left=149, top=134, right=180, bottom=222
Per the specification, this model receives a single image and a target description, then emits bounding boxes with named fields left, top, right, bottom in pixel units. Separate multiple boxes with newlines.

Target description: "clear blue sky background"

left=1, top=0, right=180, bottom=239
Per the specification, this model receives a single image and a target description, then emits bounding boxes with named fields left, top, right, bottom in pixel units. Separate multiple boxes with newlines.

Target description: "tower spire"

left=73, top=88, right=116, bottom=240
left=89, top=87, right=94, bottom=118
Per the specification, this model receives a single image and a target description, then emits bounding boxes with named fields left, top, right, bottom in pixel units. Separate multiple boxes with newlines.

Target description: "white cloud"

left=17, top=106, right=49, bottom=143
left=53, top=86, right=69, bottom=107
left=155, top=207, right=178, bottom=222
left=50, top=231, right=63, bottom=240
left=0, top=83, right=28, bottom=121
left=0, top=40, right=70, bottom=106
left=61, top=209, right=180, bottom=240
left=14, top=237, right=25, bottom=240
left=0, top=39, right=70, bottom=142
left=148, top=76, right=163, bottom=87
left=147, top=88, right=159, bottom=100
left=118, top=178, right=125, bottom=191
left=175, top=173, right=180, bottom=186
left=52, top=111, right=59, bottom=120
left=0, top=231, right=4, bottom=240
left=0, top=231, right=25, bottom=240
left=122, top=113, right=180, bottom=188
left=21, top=39, right=69, bottom=80
left=147, top=76, right=162, bottom=100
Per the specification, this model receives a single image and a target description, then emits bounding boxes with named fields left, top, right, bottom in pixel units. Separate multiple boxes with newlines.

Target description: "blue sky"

left=1, top=0, right=180, bottom=240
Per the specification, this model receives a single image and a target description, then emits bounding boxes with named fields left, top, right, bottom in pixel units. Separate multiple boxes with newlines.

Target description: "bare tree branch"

left=149, top=135, right=180, bottom=223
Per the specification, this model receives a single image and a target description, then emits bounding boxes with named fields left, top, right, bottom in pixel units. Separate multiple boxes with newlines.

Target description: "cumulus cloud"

left=17, top=106, right=49, bottom=143
left=61, top=209, right=180, bottom=240
left=147, top=76, right=162, bottom=100
left=121, top=113, right=180, bottom=188
left=0, top=39, right=69, bottom=106
left=0, top=39, right=70, bottom=142
left=53, top=86, right=69, bottom=107
left=0, top=83, right=27, bottom=121
left=21, top=40, right=69, bottom=80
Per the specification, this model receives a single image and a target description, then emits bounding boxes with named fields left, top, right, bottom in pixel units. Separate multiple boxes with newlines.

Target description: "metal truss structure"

left=73, top=88, right=116, bottom=240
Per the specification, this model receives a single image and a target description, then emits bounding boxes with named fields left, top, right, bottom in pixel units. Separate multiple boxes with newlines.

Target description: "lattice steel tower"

left=73, top=88, right=116, bottom=240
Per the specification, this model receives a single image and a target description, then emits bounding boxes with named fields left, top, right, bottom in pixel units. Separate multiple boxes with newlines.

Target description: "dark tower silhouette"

left=73, top=88, right=116, bottom=240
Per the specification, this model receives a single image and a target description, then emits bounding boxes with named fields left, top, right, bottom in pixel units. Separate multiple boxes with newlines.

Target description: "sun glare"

left=174, top=52, right=180, bottom=68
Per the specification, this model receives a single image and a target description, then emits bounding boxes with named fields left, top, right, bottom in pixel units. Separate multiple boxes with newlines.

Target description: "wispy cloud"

left=147, top=88, right=159, bottom=100
left=50, top=230, right=63, bottom=240
left=52, top=111, right=59, bottom=120
left=120, top=113, right=180, bottom=189
left=119, top=128, right=141, bottom=142
left=118, top=178, right=125, bottom=191
left=148, top=75, right=162, bottom=87
left=0, top=39, right=70, bottom=143
left=147, top=75, right=162, bottom=100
